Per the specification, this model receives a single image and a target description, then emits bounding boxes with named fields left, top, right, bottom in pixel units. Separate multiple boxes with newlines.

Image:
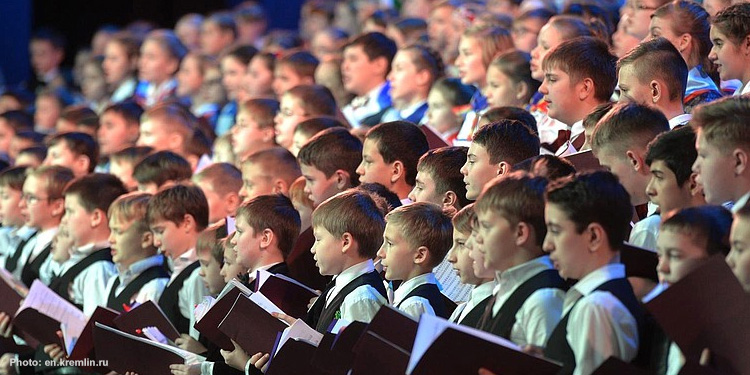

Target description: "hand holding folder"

left=12, top=280, right=86, bottom=349
left=194, top=279, right=253, bottom=350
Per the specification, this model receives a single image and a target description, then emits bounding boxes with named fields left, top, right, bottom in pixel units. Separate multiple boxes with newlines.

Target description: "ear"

left=677, top=33, right=692, bottom=54
left=182, top=214, right=196, bottom=233
left=514, top=222, right=532, bottom=247
left=415, top=68, right=431, bottom=88
left=341, top=232, right=354, bottom=254
left=373, top=56, right=389, bottom=77
left=742, top=34, right=750, bottom=57
left=391, top=160, right=405, bottom=184
left=414, top=245, right=429, bottom=265
left=334, top=170, right=352, bottom=190
left=141, top=231, right=154, bottom=249
left=50, top=198, right=65, bottom=217
left=225, top=192, right=241, bottom=213
left=733, top=147, right=748, bottom=176
left=168, top=133, right=184, bottom=154
left=75, top=155, right=91, bottom=176
left=688, top=172, right=703, bottom=197
left=625, top=149, right=647, bottom=173
left=578, top=77, right=595, bottom=101
left=259, top=228, right=274, bottom=249
left=90, top=209, right=105, bottom=228
left=650, top=80, right=662, bottom=104
left=496, top=161, right=512, bottom=176
left=262, top=127, right=276, bottom=143
left=515, top=81, right=530, bottom=102
left=442, top=191, right=458, bottom=209
left=272, top=178, right=289, bottom=195
left=586, top=222, right=607, bottom=252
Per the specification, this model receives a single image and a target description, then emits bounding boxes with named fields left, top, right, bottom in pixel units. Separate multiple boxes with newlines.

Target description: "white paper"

left=21, top=280, right=86, bottom=355
left=276, top=319, right=323, bottom=355
left=193, top=296, right=216, bottom=322
left=94, top=322, right=205, bottom=364
left=328, top=319, right=351, bottom=335
left=225, top=216, right=236, bottom=234
left=256, top=269, right=273, bottom=291
left=406, top=314, right=521, bottom=375
left=142, top=326, right=170, bottom=345
left=217, top=279, right=253, bottom=300
left=249, top=292, right=286, bottom=316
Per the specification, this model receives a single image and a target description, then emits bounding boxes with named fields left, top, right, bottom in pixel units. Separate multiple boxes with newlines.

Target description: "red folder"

left=351, top=331, right=410, bottom=375
left=564, top=149, right=603, bottom=172
left=0, top=268, right=26, bottom=317
left=68, top=306, right=120, bottom=365
left=266, top=337, right=324, bottom=375
left=256, top=273, right=319, bottom=318
left=621, top=242, right=659, bottom=283
left=113, top=300, right=180, bottom=341
left=311, top=322, right=368, bottom=375
left=356, top=305, right=417, bottom=352
left=194, top=286, right=245, bottom=351
left=217, top=294, right=288, bottom=356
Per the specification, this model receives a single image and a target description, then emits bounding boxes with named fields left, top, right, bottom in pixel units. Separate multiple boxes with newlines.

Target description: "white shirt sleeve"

left=511, top=288, right=565, bottom=347
left=74, top=261, right=117, bottom=316
left=397, top=296, right=436, bottom=320
left=178, top=266, right=209, bottom=340
left=339, top=285, right=387, bottom=324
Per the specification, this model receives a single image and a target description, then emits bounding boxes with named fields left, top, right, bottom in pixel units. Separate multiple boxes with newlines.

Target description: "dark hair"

left=618, top=37, right=688, bottom=102
left=365, top=121, right=429, bottom=186
left=239, top=98, right=279, bottom=130
left=196, top=223, right=228, bottom=264
left=64, top=173, right=127, bottom=213
left=0, top=111, right=33, bottom=132
left=207, top=11, right=238, bottom=38
left=17, top=146, right=47, bottom=163
left=133, top=150, right=192, bottom=187
left=46, top=132, right=99, bottom=172
left=31, top=27, right=66, bottom=50
left=278, top=50, right=319, bottom=79
left=110, top=145, right=153, bottom=166
left=29, top=165, right=74, bottom=199
left=712, top=3, right=750, bottom=46
left=545, top=171, right=633, bottom=249
left=298, top=127, right=362, bottom=184
left=661, top=205, right=732, bottom=256
left=241, top=147, right=302, bottom=189
left=223, top=44, right=258, bottom=66
left=516, top=8, right=556, bottom=24
left=582, top=102, right=614, bottom=131
left=489, top=50, right=539, bottom=104
left=286, top=84, right=338, bottom=117
left=591, top=102, right=670, bottom=155
left=417, top=146, right=470, bottom=208
left=645, top=126, right=697, bottom=187
left=103, top=100, right=145, bottom=125
left=690, top=96, right=750, bottom=150
left=542, top=36, right=617, bottom=102
left=480, top=106, right=538, bottom=135
left=294, top=116, right=346, bottom=139
left=345, top=32, right=398, bottom=75
left=473, top=119, right=540, bottom=165
left=312, top=189, right=386, bottom=258
left=0, top=166, right=29, bottom=191
left=15, top=131, right=47, bottom=146
left=147, top=183, right=209, bottom=231
left=401, top=44, right=445, bottom=86
left=431, top=77, right=476, bottom=107
left=654, top=0, right=714, bottom=75
left=235, top=194, right=301, bottom=258
left=356, top=182, right=402, bottom=214
left=193, top=162, right=242, bottom=197
left=528, top=154, right=576, bottom=181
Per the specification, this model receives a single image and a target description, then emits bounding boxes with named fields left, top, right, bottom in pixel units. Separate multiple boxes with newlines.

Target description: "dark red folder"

left=113, top=300, right=180, bottom=341
left=590, top=357, right=652, bottom=375
left=266, top=337, right=324, bottom=375
left=194, top=286, right=245, bottom=351
left=68, top=306, right=120, bottom=363
left=564, top=149, right=603, bottom=172
left=351, top=331, right=411, bottom=375
left=621, top=242, right=659, bottom=282
left=217, top=294, right=288, bottom=356
left=256, top=273, right=319, bottom=319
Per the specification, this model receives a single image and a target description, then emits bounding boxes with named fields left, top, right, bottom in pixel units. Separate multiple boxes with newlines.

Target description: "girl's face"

left=426, top=88, right=459, bottom=134
left=81, top=62, right=107, bottom=102
left=455, top=36, right=487, bottom=87
left=177, top=55, right=204, bottom=97
left=221, top=56, right=249, bottom=101
left=484, top=65, right=524, bottom=108
left=139, top=39, right=178, bottom=84
left=388, top=50, right=425, bottom=103
left=244, top=56, right=274, bottom=98
left=103, top=41, right=134, bottom=85
left=530, top=24, right=564, bottom=81
left=274, top=94, right=308, bottom=150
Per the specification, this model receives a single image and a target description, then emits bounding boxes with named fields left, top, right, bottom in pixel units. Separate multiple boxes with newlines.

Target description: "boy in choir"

left=147, top=184, right=210, bottom=340
left=655, top=206, right=733, bottom=375
left=272, top=51, right=319, bottom=97
left=229, top=98, right=278, bottom=162
left=133, top=150, right=193, bottom=194
left=238, top=147, right=301, bottom=203
left=447, top=204, right=495, bottom=327
left=645, top=126, right=705, bottom=219
left=539, top=37, right=617, bottom=155
left=617, top=38, right=692, bottom=128
left=109, top=146, right=153, bottom=192
left=341, top=32, right=397, bottom=128
left=192, top=163, right=242, bottom=225
left=409, top=146, right=473, bottom=303
left=460, top=119, right=540, bottom=201
left=105, top=192, right=170, bottom=311
left=138, top=102, right=204, bottom=171
left=43, top=132, right=98, bottom=178
left=356, top=121, right=429, bottom=204
left=0, top=166, right=35, bottom=270
left=729, top=205, right=750, bottom=293
left=542, top=171, right=647, bottom=375
left=691, top=97, right=750, bottom=211
left=592, top=102, right=670, bottom=251
left=377, top=202, right=453, bottom=319
left=474, top=173, right=567, bottom=346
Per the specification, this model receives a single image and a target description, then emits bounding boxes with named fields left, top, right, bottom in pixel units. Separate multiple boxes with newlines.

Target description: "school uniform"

left=449, top=280, right=495, bottom=327
left=555, top=120, right=585, bottom=157
left=1, top=226, right=35, bottom=272
left=304, top=259, right=387, bottom=333
left=629, top=202, right=660, bottom=251
left=668, top=113, right=692, bottom=129
left=342, top=82, right=392, bottom=129
left=393, top=272, right=449, bottom=319
left=380, top=101, right=428, bottom=124
left=109, top=77, right=138, bottom=104
left=158, top=248, right=209, bottom=339
left=287, top=226, right=329, bottom=291
left=733, top=80, right=750, bottom=97
left=455, top=90, right=487, bottom=142
left=478, top=256, right=566, bottom=347
left=683, top=67, right=723, bottom=114
left=243, top=261, right=290, bottom=290
left=18, top=227, right=57, bottom=287
left=433, top=253, right=473, bottom=303
left=105, top=254, right=171, bottom=312
left=49, top=241, right=116, bottom=315
left=138, top=78, right=178, bottom=108
left=731, top=192, right=750, bottom=214
left=215, top=100, right=237, bottom=136
left=544, top=263, right=643, bottom=375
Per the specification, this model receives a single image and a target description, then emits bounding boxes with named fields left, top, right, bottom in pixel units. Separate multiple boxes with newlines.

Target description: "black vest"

left=48, top=247, right=113, bottom=309
left=543, top=278, right=646, bottom=375
left=158, top=261, right=200, bottom=335
left=5, top=231, right=37, bottom=274
left=457, top=295, right=493, bottom=328
left=20, top=243, right=52, bottom=288
left=396, top=283, right=449, bottom=319
left=106, top=263, right=170, bottom=312
left=305, top=270, right=387, bottom=334
left=481, top=269, right=567, bottom=338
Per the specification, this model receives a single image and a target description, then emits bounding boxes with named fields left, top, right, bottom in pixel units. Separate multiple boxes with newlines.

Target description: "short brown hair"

left=365, top=121, right=429, bottom=186
left=238, top=98, right=279, bottom=130
left=473, top=119, right=540, bottom=165
left=141, top=102, right=197, bottom=147
left=110, top=146, right=153, bottom=167
left=617, top=37, right=688, bottom=102
left=591, top=102, right=670, bottom=155
left=28, top=166, right=74, bottom=199
left=386, top=202, right=453, bottom=268
left=133, top=151, right=192, bottom=188
left=108, top=192, right=152, bottom=234
left=146, top=183, right=209, bottom=231
left=192, top=162, right=242, bottom=197
left=542, top=37, right=617, bottom=102
left=312, top=190, right=385, bottom=259
left=417, top=146, right=469, bottom=208
left=690, top=96, right=750, bottom=151
left=660, top=205, right=732, bottom=256
left=0, top=166, right=29, bottom=191
left=236, top=194, right=301, bottom=258
left=475, top=172, right=548, bottom=247
left=294, top=116, right=346, bottom=139
left=64, top=173, right=127, bottom=213
left=196, top=222, right=229, bottom=263
left=452, top=203, right=475, bottom=235
left=297, top=128, right=362, bottom=183
left=46, top=132, right=99, bottom=172
left=241, top=147, right=302, bottom=189
left=278, top=50, right=319, bottom=80
left=285, top=85, right=338, bottom=117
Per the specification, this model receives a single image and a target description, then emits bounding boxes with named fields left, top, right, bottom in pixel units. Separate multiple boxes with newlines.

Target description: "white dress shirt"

left=392, top=272, right=440, bottom=320
left=14, top=227, right=56, bottom=280
left=731, top=191, right=750, bottom=214
left=342, top=82, right=390, bottom=128
left=563, top=263, right=639, bottom=375
left=168, top=248, right=209, bottom=340
left=326, top=259, right=387, bottom=324
left=449, top=280, right=495, bottom=323
left=490, top=256, right=565, bottom=347
left=65, top=241, right=117, bottom=316
left=105, top=254, right=170, bottom=308
left=629, top=203, right=660, bottom=252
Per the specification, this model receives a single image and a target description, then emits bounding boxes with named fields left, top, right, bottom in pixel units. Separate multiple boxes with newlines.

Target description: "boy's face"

left=646, top=160, right=695, bottom=216
left=376, top=222, right=417, bottom=281
left=20, top=175, right=63, bottom=230
left=51, top=227, right=73, bottom=264
left=475, top=208, right=517, bottom=271
left=231, top=216, right=263, bottom=270
left=44, top=142, right=87, bottom=178
left=273, top=64, right=306, bottom=97
left=447, top=229, right=482, bottom=285
left=693, top=130, right=736, bottom=205
left=466, top=225, right=494, bottom=278
left=201, top=22, right=230, bottom=56
left=110, top=159, right=138, bottom=192
left=138, top=119, right=178, bottom=153
left=198, top=249, right=226, bottom=296
left=408, top=170, right=443, bottom=207
left=596, top=146, right=650, bottom=206
left=311, top=225, right=345, bottom=276
left=455, top=36, right=486, bottom=87
left=0, top=119, right=16, bottom=155
left=150, top=218, right=190, bottom=257
left=428, top=6, right=454, bottom=51
left=708, top=26, right=747, bottom=82
left=109, top=215, right=148, bottom=267
left=728, top=216, right=750, bottom=293
left=388, top=50, right=421, bottom=102
left=539, top=67, right=582, bottom=126
left=342, top=45, right=384, bottom=96
left=301, top=163, right=340, bottom=208
left=246, top=56, right=275, bottom=97
left=274, top=94, right=307, bottom=150
left=0, top=186, right=24, bottom=227
left=357, top=138, right=394, bottom=187
left=656, top=228, right=709, bottom=286
left=34, top=96, right=61, bottom=131
left=221, top=236, right=246, bottom=283
left=221, top=56, right=248, bottom=101
left=98, top=111, right=138, bottom=156
left=461, top=142, right=499, bottom=200
left=231, top=111, right=273, bottom=158
left=139, top=39, right=178, bottom=83
left=61, top=194, right=99, bottom=247
left=30, top=40, right=62, bottom=75
left=239, top=162, right=276, bottom=203
left=543, top=202, right=592, bottom=280
left=195, top=179, right=230, bottom=225
left=617, top=64, right=653, bottom=105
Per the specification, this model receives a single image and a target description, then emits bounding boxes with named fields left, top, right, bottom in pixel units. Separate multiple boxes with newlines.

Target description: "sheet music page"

left=250, top=291, right=286, bottom=316
left=21, top=280, right=86, bottom=347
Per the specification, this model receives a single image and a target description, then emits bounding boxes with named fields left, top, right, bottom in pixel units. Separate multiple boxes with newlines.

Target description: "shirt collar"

left=332, top=259, right=376, bottom=296
left=668, top=113, right=692, bottom=129
left=393, top=272, right=438, bottom=306
left=171, top=248, right=198, bottom=277
left=572, top=262, right=626, bottom=297
left=35, top=227, right=59, bottom=249
left=470, top=280, right=496, bottom=303
left=570, top=120, right=584, bottom=138
left=732, top=191, right=750, bottom=214
left=117, top=254, right=165, bottom=282
left=493, top=256, right=554, bottom=295
left=73, top=241, right=110, bottom=256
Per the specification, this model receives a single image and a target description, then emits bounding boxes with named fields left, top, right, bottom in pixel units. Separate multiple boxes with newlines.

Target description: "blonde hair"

left=108, top=192, right=153, bottom=233
left=462, top=25, right=513, bottom=68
